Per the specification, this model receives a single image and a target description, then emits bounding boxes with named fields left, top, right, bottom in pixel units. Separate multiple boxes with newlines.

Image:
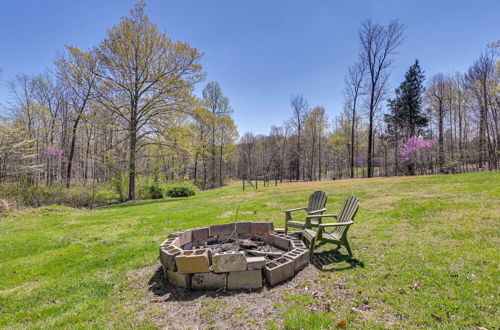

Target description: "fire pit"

left=159, top=222, right=309, bottom=290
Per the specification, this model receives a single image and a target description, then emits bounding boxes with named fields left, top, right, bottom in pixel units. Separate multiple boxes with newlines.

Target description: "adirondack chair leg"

left=344, top=240, right=353, bottom=257
left=285, top=223, right=288, bottom=234
left=309, top=237, right=316, bottom=262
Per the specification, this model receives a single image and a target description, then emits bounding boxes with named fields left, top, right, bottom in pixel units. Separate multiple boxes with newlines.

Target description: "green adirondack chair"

left=284, top=191, right=327, bottom=234
left=302, top=196, right=359, bottom=260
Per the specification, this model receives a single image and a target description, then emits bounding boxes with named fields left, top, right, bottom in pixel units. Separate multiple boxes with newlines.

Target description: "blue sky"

left=0, top=0, right=499, bottom=134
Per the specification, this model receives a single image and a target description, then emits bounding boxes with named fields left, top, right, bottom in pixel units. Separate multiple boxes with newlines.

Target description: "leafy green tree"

left=91, top=1, right=204, bottom=199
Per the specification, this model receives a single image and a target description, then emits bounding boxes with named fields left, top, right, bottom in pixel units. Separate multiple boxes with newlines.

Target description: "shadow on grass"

left=147, top=266, right=264, bottom=302
left=311, top=247, right=364, bottom=272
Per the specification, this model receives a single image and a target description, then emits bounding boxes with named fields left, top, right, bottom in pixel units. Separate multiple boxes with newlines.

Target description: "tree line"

left=238, top=23, right=499, bottom=182
left=0, top=2, right=238, bottom=201
left=0, top=3, right=498, bottom=205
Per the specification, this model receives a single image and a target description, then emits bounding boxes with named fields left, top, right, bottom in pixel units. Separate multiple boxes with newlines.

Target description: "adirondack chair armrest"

left=306, top=213, right=337, bottom=219
left=285, top=207, right=308, bottom=213
left=308, top=208, right=327, bottom=215
left=318, top=221, right=354, bottom=228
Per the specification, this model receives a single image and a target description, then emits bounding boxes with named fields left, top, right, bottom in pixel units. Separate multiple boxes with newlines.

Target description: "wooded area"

left=0, top=2, right=498, bottom=205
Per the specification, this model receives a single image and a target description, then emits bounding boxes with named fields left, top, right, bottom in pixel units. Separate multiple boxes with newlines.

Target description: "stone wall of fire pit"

left=159, top=221, right=309, bottom=290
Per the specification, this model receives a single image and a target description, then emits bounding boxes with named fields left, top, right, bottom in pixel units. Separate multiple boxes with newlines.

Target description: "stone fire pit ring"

left=159, top=222, right=309, bottom=290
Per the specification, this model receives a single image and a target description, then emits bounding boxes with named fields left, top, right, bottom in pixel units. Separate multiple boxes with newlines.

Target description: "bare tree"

left=202, top=81, right=232, bottom=188
left=290, top=94, right=308, bottom=180
left=56, top=47, right=98, bottom=188
left=426, top=73, right=449, bottom=172
left=344, top=62, right=365, bottom=178
left=466, top=52, right=496, bottom=169
left=359, top=19, right=404, bottom=177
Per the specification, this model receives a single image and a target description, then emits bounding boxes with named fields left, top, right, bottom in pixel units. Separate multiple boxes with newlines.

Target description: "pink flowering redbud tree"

left=398, top=137, right=435, bottom=175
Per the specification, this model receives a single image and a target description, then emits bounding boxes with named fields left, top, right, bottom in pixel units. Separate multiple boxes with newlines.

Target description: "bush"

left=443, top=159, right=460, bottom=174
left=163, top=182, right=196, bottom=198
left=0, top=182, right=98, bottom=209
left=111, top=172, right=128, bottom=202
left=94, top=190, right=117, bottom=205
left=144, top=183, right=163, bottom=199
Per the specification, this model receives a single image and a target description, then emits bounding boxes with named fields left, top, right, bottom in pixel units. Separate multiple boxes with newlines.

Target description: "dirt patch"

left=125, top=263, right=321, bottom=329
left=121, top=248, right=365, bottom=329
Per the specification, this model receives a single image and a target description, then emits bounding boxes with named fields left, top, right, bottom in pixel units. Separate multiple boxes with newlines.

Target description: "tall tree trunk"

left=350, top=100, right=357, bottom=178
left=318, top=133, right=322, bottom=181
left=219, top=144, right=223, bottom=187
left=193, top=151, right=198, bottom=184
left=367, top=115, right=374, bottom=178
left=478, top=79, right=488, bottom=169
left=438, top=100, right=444, bottom=172
left=202, top=150, right=207, bottom=189
left=128, top=110, right=137, bottom=200
left=296, top=129, right=301, bottom=181
left=65, top=116, right=81, bottom=188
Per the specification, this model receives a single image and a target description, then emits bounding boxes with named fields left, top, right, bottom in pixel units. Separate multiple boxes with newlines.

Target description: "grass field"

left=0, top=172, right=499, bottom=329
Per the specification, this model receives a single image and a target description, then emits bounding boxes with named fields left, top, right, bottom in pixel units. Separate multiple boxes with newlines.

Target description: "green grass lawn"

left=0, top=172, right=499, bottom=329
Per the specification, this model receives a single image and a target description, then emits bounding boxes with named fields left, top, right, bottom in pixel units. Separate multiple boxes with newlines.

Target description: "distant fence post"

left=242, top=178, right=245, bottom=191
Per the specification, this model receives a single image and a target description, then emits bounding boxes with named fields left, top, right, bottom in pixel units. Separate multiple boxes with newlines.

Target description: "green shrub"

left=443, top=159, right=460, bottom=173
left=111, top=172, right=128, bottom=202
left=145, top=183, right=164, bottom=199
left=0, top=182, right=99, bottom=209
left=94, top=190, right=117, bottom=205
left=163, top=182, right=196, bottom=198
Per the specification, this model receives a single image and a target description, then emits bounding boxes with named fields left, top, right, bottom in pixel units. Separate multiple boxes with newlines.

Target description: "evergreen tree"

left=385, top=60, right=428, bottom=175
left=385, top=60, right=428, bottom=142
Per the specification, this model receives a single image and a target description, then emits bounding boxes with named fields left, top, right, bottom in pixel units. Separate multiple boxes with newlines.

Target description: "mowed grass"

left=0, top=172, right=499, bottom=329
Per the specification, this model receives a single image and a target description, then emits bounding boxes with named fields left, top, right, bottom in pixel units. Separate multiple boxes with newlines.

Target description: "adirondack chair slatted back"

left=307, top=191, right=328, bottom=213
left=332, top=196, right=359, bottom=237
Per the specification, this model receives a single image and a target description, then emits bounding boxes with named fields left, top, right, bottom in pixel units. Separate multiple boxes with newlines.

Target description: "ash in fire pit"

left=159, top=221, right=310, bottom=290
left=187, top=235, right=287, bottom=261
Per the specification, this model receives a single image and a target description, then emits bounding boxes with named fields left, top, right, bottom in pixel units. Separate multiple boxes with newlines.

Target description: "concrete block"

left=227, top=270, right=263, bottom=289
left=166, top=269, right=192, bottom=288
left=175, top=249, right=211, bottom=273
left=235, top=221, right=251, bottom=234
left=212, top=251, right=247, bottom=272
left=171, top=237, right=180, bottom=247
left=274, top=227, right=286, bottom=234
left=291, top=239, right=307, bottom=250
left=192, top=227, right=209, bottom=242
left=273, top=235, right=291, bottom=250
left=178, top=230, right=193, bottom=247
left=276, top=233, right=295, bottom=240
left=160, top=237, right=173, bottom=247
left=191, top=272, right=227, bottom=290
left=246, top=256, right=266, bottom=270
left=168, top=231, right=182, bottom=238
left=210, top=223, right=236, bottom=237
left=251, top=222, right=274, bottom=234
left=160, top=245, right=182, bottom=271
left=265, top=257, right=295, bottom=286
left=255, top=234, right=274, bottom=245
left=284, top=248, right=309, bottom=272
left=183, top=242, right=194, bottom=250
